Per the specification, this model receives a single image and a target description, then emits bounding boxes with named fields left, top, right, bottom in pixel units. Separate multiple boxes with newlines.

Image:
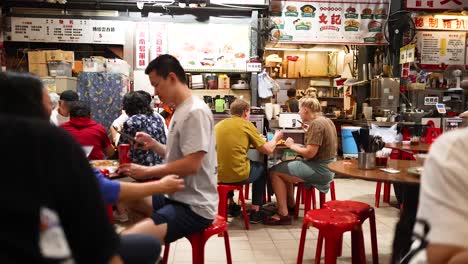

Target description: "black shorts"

left=151, top=195, right=213, bottom=243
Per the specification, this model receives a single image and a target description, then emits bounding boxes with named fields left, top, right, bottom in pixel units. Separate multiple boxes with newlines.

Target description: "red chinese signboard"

left=135, top=22, right=149, bottom=69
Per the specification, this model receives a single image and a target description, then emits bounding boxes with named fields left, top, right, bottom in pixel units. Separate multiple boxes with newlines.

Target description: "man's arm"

left=257, top=131, right=283, bottom=155
left=427, top=244, right=468, bottom=264
left=135, top=132, right=166, bottom=157
left=118, top=175, right=184, bottom=201
left=119, top=151, right=205, bottom=179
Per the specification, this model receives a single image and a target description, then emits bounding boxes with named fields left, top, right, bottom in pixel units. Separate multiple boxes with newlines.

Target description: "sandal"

left=263, top=214, right=292, bottom=225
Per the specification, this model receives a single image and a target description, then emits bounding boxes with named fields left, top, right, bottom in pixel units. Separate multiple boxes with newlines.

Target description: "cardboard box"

left=41, top=76, right=77, bottom=93
left=46, top=50, right=74, bottom=63
left=29, top=63, right=49, bottom=77
left=28, top=51, right=47, bottom=64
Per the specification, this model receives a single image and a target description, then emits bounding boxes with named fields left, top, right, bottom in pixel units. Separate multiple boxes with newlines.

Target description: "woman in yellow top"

left=264, top=97, right=338, bottom=225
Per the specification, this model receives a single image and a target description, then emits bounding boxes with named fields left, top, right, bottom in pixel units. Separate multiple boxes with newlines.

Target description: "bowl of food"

left=375, top=117, right=388, bottom=122
left=271, top=29, right=283, bottom=40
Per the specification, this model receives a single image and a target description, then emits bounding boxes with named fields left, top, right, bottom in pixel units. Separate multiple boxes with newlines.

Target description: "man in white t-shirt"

left=119, top=55, right=218, bottom=244
left=50, top=90, right=79, bottom=126
left=413, top=127, right=468, bottom=263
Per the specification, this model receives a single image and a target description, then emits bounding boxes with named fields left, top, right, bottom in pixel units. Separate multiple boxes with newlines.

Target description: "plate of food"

left=90, top=160, right=119, bottom=174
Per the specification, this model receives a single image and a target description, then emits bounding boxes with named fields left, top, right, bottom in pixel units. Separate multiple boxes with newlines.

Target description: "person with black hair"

left=0, top=71, right=122, bottom=264
left=119, top=54, right=218, bottom=244
left=61, top=101, right=115, bottom=160
left=0, top=71, right=184, bottom=264
left=50, top=89, right=79, bottom=126
left=285, top=88, right=299, bottom=112
left=119, top=91, right=167, bottom=166
left=110, top=90, right=168, bottom=145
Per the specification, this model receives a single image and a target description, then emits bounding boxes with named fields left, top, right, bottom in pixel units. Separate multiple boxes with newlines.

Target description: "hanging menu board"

left=10, top=17, right=127, bottom=44
left=269, top=0, right=389, bottom=44
left=167, top=23, right=250, bottom=72
left=417, top=31, right=466, bottom=66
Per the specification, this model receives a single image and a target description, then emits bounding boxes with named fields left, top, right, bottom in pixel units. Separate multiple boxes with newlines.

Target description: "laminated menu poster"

left=416, top=31, right=466, bottom=66
left=269, top=0, right=389, bottom=44
left=167, top=23, right=250, bottom=72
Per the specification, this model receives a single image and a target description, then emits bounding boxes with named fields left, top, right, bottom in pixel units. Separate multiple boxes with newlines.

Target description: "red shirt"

left=61, top=117, right=112, bottom=160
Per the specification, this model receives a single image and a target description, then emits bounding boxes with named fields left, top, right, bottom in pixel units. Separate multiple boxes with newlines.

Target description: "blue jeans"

left=225, top=160, right=266, bottom=206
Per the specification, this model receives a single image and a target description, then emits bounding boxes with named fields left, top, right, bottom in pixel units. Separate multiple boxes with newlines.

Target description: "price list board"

left=10, top=17, right=127, bottom=45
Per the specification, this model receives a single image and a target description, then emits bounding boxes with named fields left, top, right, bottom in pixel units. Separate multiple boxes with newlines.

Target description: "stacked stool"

left=294, top=181, right=336, bottom=219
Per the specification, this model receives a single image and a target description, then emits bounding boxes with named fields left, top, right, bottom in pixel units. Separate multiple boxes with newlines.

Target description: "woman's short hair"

left=299, top=97, right=321, bottom=113
left=230, top=99, right=250, bottom=117
left=303, top=87, right=317, bottom=99
left=123, top=91, right=152, bottom=116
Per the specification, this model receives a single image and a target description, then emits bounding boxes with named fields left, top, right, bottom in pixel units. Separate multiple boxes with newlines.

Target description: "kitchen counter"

left=332, top=119, right=416, bottom=127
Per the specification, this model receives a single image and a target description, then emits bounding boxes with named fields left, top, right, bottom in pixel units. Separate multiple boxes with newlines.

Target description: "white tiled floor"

left=164, top=177, right=400, bottom=264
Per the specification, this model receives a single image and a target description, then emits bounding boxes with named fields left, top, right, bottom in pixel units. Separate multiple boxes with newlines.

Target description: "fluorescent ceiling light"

left=434, top=11, right=467, bottom=19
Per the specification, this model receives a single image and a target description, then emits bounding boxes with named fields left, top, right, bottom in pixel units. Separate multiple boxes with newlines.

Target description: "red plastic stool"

left=217, top=184, right=250, bottom=230
left=162, top=215, right=232, bottom=264
left=297, top=209, right=364, bottom=264
left=374, top=182, right=392, bottom=208
left=323, top=200, right=379, bottom=264
left=294, top=181, right=336, bottom=219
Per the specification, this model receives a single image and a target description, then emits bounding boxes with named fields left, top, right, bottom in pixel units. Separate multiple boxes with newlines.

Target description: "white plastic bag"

left=370, top=124, right=399, bottom=143
left=106, top=59, right=131, bottom=76
left=258, top=71, right=273, bottom=99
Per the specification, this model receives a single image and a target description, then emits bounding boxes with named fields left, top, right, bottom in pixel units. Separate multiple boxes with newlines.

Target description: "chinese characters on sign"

left=417, top=31, right=466, bottom=66
left=414, top=15, right=468, bottom=31
left=134, top=22, right=168, bottom=69
left=269, top=0, right=389, bottom=44
left=10, top=17, right=127, bottom=44
left=135, top=23, right=149, bottom=70
left=149, top=23, right=168, bottom=61
left=406, top=0, right=467, bottom=10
